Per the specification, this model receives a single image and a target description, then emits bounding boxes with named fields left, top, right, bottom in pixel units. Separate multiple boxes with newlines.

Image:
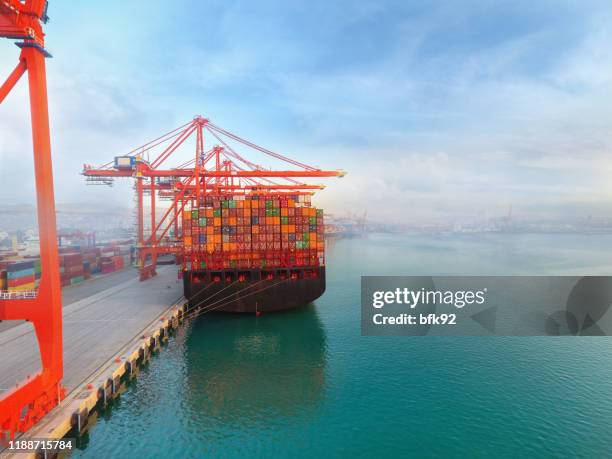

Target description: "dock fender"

left=71, top=407, right=89, bottom=433
left=97, top=386, right=107, bottom=405
left=104, top=379, right=113, bottom=400
left=111, top=375, right=121, bottom=394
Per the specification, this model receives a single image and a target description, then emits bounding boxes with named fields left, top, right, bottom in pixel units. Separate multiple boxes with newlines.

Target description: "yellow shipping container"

left=9, top=282, right=36, bottom=292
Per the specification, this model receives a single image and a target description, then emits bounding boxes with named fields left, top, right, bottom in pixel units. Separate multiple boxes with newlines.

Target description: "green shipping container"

left=70, top=275, right=84, bottom=285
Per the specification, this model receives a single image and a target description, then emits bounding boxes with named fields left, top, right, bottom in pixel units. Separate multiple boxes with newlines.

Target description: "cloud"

left=1, top=0, right=611, bottom=225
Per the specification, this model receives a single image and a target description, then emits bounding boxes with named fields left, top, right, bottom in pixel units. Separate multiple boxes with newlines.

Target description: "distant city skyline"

left=1, top=1, right=611, bottom=224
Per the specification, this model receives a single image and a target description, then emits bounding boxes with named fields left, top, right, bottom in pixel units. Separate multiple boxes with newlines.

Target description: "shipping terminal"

left=0, top=1, right=344, bottom=452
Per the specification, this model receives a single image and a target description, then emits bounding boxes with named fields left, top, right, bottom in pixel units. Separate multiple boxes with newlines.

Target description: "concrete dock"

left=0, top=265, right=185, bottom=457
left=0, top=268, right=139, bottom=334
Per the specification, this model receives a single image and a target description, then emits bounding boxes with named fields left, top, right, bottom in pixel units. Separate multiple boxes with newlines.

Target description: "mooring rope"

left=182, top=277, right=269, bottom=321
left=184, top=277, right=292, bottom=321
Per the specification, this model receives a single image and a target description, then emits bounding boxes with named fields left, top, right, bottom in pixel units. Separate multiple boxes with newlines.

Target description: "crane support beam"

left=84, top=168, right=345, bottom=178
left=0, top=58, right=26, bottom=103
left=0, top=1, right=65, bottom=441
left=153, top=184, right=324, bottom=191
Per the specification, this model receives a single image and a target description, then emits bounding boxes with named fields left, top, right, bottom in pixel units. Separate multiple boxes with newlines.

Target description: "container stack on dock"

left=60, top=252, right=85, bottom=287
left=182, top=194, right=324, bottom=271
left=99, top=243, right=131, bottom=274
left=0, top=260, right=36, bottom=291
left=0, top=240, right=134, bottom=292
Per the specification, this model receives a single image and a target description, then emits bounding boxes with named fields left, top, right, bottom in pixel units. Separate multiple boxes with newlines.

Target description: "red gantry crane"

left=0, top=0, right=65, bottom=440
left=82, top=116, right=345, bottom=280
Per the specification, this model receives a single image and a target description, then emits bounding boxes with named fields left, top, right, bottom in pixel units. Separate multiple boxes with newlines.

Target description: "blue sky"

left=1, top=0, right=611, bottom=223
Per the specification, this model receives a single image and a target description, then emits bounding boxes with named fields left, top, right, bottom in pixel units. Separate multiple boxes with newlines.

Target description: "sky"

left=1, top=0, right=611, bottom=224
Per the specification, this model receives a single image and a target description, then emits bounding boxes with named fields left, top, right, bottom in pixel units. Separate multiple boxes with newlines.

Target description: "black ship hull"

left=183, top=266, right=326, bottom=313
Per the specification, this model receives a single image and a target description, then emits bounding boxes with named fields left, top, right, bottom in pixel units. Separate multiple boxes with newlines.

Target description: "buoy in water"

left=256, top=311, right=263, bottom=317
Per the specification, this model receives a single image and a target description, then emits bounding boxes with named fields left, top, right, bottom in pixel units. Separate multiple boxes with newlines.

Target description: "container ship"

left=182, top=193, right=326, bottom=313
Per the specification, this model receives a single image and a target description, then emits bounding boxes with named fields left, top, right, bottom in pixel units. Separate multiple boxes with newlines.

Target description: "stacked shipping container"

left=0, top=260, right=36, bottom=291
left=182, top=194, right=324, bottom=271
left=60, top=252, right=84, bottom=287
left=0, top=241, right=134, bottom=292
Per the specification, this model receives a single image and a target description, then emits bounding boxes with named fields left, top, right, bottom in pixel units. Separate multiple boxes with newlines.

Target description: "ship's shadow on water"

left=184, top=304, right=327, bottom=424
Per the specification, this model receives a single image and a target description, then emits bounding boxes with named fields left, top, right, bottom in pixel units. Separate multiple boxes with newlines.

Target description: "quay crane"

left=0, top=0, right=65, bottom=440
left=82, top=116, right=345, bottom=281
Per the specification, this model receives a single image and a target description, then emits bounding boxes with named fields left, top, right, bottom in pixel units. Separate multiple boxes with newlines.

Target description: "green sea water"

left=72, top=233, right=612, bottom=458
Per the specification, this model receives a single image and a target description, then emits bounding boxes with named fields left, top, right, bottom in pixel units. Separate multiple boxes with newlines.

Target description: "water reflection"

left=184, top=305, right=327, bottom=424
